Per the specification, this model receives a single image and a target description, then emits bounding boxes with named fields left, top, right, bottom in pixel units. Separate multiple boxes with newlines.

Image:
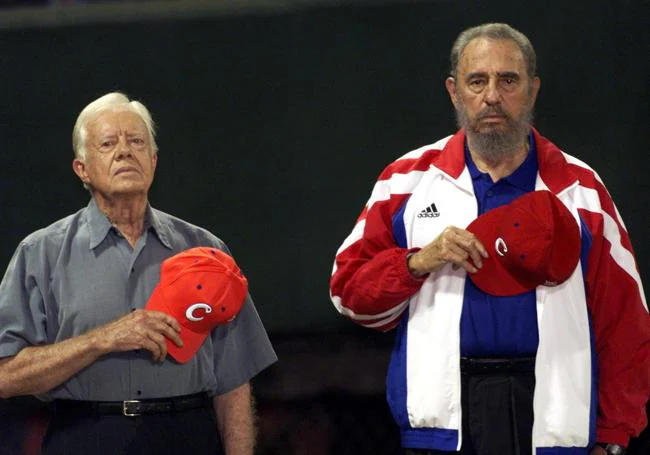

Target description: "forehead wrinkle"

left=458, top=38, right=526, bottom=78
left=91, top=111, right=148, bottom=139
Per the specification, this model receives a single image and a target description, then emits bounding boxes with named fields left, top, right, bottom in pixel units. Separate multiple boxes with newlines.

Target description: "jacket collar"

left=435, top=128, right=579, bottom=195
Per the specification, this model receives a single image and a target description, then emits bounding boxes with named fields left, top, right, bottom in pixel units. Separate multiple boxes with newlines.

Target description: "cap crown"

left=495, top=199, right=555, bottom=284
left=155, top=248, right=248, bottom=331
left=467, top=190, right=580, bottom=296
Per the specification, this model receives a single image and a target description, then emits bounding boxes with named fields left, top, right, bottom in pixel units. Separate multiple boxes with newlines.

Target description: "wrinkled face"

left=73, top=109, right=157, bottom=198
left=446, top=38, right=540, bottom=155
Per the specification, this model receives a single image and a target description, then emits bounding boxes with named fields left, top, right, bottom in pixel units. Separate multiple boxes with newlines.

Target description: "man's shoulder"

left=20, top=209, right=85, bottom=251
left=376, top=132, right=463, bottom=184
left=395, top=135, right=456, bottom=163
left=535, top=131, right=606, bottom=191
left=389, top=134, right=454, bottom=167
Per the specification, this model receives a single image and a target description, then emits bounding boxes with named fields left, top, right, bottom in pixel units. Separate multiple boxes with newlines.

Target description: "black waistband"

left=52, top=392, right=210, bottom=417
left=460, top=357, right=536, bottom=375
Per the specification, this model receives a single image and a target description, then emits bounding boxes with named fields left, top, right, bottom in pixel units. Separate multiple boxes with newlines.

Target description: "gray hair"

left=72, top=92, right=158, bottom=160
left=449, top=23, right=537, bottom=80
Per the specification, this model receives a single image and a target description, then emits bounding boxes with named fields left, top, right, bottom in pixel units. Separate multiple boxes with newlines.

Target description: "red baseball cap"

left=145, top=247, right=248, bottom=363
left=466, top=190, right=580, bottom=296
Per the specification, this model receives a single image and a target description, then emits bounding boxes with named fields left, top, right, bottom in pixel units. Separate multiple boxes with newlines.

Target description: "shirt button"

left=131, top=267, right=135, bottom=274
left=487, top=190, right=493, bottom=197
left=136, top=390, right=142, bottom=396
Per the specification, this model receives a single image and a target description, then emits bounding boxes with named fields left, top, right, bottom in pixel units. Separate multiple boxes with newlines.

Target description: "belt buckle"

left=123, top=400, right=141, bottom=417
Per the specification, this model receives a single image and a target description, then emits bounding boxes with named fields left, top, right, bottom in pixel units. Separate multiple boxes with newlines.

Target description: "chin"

left=112, top=183, right=148, bottom=196
left=472, top=126, right=503, bottom=136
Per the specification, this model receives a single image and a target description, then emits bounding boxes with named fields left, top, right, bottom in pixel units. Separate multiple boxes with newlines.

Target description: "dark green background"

left=1, top=0, right=648, bottom=334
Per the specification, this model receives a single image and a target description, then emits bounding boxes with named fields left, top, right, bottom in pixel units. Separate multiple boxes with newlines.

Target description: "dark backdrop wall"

left=0, top=0, right=649, bottom=453
left=1, top=0, right=648, bottom=333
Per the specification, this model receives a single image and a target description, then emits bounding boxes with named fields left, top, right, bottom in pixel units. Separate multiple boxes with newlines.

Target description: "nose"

left=483, top=78, right=501, bottom=106
left=115, top=135, right=132, bottom=159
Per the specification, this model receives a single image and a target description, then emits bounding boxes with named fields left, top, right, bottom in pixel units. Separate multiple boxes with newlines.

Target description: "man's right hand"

left=88, top=309, right=183, bottom=363
left=0, top=309, right=184, bottom=398
left=407, top=226, right=489, bottom=277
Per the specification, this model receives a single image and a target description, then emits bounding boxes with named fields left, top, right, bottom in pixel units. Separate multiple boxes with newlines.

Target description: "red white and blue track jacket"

left=330, top=129, right=649, bottom=453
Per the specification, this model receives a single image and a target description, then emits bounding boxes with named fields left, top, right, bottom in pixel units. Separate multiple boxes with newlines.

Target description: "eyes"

left=96, top=136, right=148, bottom=154
left=466, top=76, right=519, bottom=93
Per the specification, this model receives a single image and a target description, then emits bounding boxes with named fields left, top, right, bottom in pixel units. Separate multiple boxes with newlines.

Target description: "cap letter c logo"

left=495, top=238, right=508, bottom=257
left=186, top=303, right=212, bottom=322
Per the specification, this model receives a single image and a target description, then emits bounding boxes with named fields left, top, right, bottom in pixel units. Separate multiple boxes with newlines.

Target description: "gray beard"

left=455, top=101, right=533, bottom=162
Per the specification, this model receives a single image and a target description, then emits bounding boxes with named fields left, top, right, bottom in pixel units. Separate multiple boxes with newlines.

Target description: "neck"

left=93, top=193, right=148, bottom=245
left=467, top=137, right=529, bottom=182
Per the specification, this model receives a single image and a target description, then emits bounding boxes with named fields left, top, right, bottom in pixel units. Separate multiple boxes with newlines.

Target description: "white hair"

left=72, top=92, right=158, bottom=160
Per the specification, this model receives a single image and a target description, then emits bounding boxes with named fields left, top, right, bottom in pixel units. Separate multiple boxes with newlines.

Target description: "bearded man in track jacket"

left=330, top=23, right=648, bottom=455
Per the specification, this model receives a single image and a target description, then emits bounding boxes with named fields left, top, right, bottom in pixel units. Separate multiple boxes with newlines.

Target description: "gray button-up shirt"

left=0, top=198, right=277, bottom=401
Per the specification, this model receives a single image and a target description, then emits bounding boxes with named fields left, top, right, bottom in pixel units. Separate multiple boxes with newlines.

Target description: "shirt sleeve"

left=580, top=191, right=650, bottom=446
left=208, top=240, right=277, bottom=395
left=209, top=295, right=277, bottom=395
left=0, top=241, right=48, bottom=358
left=329, top=163, right=428, bottom=332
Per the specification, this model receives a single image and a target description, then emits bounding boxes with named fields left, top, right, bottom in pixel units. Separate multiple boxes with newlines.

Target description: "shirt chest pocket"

left=49, top=259, right=129, bottom=336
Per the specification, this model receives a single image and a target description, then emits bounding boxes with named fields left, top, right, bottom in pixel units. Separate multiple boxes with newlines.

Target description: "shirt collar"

left=147, top=206, right=174, bottom=250
left=86, top=198, right=113, bottom=250
left=86, top=198, right=173, bottom=250
left=465, top=131, right=538, bottom=191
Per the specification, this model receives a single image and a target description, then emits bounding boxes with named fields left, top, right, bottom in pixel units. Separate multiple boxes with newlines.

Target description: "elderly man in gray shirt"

left=0, top=92, right=277, bottom=455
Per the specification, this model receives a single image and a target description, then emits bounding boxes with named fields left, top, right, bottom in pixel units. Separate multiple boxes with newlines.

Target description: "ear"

left=445, top=76, right=459, bottom=109
left=72, top=159, right=90, bottom=185
left=151, top=152, right=158, bottom=171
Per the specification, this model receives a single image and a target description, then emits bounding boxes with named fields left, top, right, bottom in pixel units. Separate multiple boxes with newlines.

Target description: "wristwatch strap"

left=596, top=443, right=626, bottom=455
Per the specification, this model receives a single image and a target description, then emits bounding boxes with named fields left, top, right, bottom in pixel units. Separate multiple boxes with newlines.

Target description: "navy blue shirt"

left=460, top=133, right=540, bottom=357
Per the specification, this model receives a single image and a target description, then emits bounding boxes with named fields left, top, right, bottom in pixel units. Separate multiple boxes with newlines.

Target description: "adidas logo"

left=417, top=203, right=440, bottom=218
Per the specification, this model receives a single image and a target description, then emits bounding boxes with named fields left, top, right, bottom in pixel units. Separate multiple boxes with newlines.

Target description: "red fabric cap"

left=466, top=190, right=580, bottom=296
left=145, top=247, right=248, bottom=363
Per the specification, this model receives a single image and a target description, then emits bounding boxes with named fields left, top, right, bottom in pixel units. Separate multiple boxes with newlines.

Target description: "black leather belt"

left=460, top=357, right=536, bottom=375
left=52, top=392, right=210, bottom=417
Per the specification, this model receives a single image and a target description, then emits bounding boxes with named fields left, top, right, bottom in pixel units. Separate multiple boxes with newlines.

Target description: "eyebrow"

left=465, top=71, right=521, bottom=80
left=97, top=131, right=145, bottom=139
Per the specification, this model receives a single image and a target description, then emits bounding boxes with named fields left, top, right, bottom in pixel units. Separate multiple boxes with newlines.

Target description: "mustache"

left=475, top=105, right=510, bottom=121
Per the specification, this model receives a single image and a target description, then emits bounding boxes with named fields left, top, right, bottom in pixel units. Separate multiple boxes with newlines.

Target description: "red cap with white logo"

left=145, top=247, right=248, bottom=363
left=466, top=190, right=580, bottom=296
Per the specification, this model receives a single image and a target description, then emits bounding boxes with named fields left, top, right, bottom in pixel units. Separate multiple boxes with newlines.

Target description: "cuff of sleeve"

left=402, top=248, right=429, bottom=284
left=596, top=428, right=631, bottom=447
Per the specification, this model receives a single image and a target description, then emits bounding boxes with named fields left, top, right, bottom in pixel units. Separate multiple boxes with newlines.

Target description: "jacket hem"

left=400, top=427, right=458, bottom=451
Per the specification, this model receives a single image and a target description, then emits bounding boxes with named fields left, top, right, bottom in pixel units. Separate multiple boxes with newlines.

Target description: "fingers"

left=140, top=333, right=165, bottom=363
left=100, top=310, right=183, bottom=362
left=146, top=311, right=184, bottom=348
left=144, top=330, right=169, bottom=363
left=137, top=311, right=184, bottom=362
left=445, top=242, right=479, bottom=273
left=447, top=229, right=488, bottom=271
left=416, top=226, right=489, bottom=275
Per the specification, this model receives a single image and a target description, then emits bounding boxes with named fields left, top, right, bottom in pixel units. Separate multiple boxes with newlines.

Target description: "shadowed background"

left=0, top=0, right=648, bottom=453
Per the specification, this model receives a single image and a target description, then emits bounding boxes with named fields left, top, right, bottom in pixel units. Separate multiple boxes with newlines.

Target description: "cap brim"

left=145, top=285, right=208, bottom=364
left=466, top=205, right=540, bottom=296
left=166, top=326, right=209, bottom=364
